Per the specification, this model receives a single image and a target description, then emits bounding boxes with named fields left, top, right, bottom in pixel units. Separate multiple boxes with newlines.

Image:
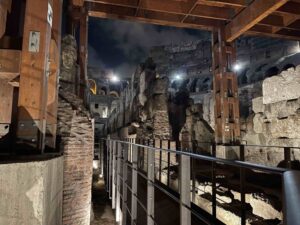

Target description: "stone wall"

left=58, top=91, right=94, bottom=225
left=242, top=66, right=300, bottom=166
left=0, top=157, right=63, bottom=225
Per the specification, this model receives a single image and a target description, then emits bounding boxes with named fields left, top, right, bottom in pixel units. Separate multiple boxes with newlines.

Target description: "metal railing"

left=102, top=138, right=300, bottom=225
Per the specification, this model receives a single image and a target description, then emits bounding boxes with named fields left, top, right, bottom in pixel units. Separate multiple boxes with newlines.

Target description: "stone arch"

left=110, top=91, right=119, bottom=98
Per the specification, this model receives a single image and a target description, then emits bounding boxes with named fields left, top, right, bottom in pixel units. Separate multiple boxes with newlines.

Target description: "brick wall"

left=58, top=91, right=94, bottom=225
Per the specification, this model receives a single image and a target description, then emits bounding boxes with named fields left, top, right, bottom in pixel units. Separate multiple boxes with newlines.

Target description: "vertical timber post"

left=46, top=0, right=63, bottom=149
left=116, top=142, right=122, bottom=222
left=147, top=146, right=155, bottom=225
left=212, top=27, right=240, bottom=144
left=180, top=151, right=191, bottom=225
left=17, top=0, right=53, bottom=152
left=131, top=144, right=138, bottom=225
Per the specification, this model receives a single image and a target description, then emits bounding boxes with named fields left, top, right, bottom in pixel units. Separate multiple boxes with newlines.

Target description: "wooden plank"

left=17, top=0, right=53, bottom=151
left=0, top=80, right=13, bottom=124
left=225, top=0, right=289, bottom=42
left=0, top=49, right=21, bottom=76
left=0, top=4, right=7, bottom=39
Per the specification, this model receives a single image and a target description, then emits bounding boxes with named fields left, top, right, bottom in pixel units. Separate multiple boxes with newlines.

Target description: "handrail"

left=103, top=138, right=298, bottom=225
left=105, top=139, right=287, bottom=175
left=283, top=171, right=300, bottom=225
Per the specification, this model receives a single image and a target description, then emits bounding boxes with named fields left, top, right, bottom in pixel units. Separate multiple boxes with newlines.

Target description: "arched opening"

left=109, top=91, right=119, bottom=98
left=282, top=64, right=295, bottom=71
left=264, top=66, right=279, bottom=78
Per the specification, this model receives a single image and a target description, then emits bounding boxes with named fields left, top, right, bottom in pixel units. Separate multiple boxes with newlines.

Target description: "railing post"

left=147, top=145, right=155, bottom=225
left=106, top=140, right=109, bottom=193
left=159, top=139, right=163, bottom=182
left=109, top=140, right=113, bottom=199
left=122, top=142, right=128, bottom=225
left=240, top=145, right=246, bottom=225
left=131, top=144, right=138, bottom=225
left=180, top=150, right=191, bottom=225
left=112, top=141, right=117, bottom=209
left=167, top=140, right=171, bottom=187
left=116, top=142, right=122, bottom=222
left=211, top=143, right=217, bottom=220
left=284, top=147, right=292, bottom=169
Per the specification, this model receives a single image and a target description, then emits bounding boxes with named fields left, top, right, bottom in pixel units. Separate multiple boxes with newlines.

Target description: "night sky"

left=88, top=17, right=210, bottom=78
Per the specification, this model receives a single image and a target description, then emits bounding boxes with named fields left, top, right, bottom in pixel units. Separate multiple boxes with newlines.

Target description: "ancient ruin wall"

left=58, top=91, right=94, bottom=225
left=243, top=66, right=300, bottom=166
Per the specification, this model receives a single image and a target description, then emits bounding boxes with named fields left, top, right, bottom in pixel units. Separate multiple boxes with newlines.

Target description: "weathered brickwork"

left=58, top=90, right=94, bottom=225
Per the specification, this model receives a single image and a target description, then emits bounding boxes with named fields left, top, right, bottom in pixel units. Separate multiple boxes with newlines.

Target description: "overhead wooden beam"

left=88, top=10, right=220, bottom=31
left=225, top=0, right=289, bottom=42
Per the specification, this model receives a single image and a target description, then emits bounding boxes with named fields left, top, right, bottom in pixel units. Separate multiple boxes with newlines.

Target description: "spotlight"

left=111, top=74, right=120, bottom=82
left=174, top=73, right=183, bottom=80
left=233, top=63, right=242, bottom=72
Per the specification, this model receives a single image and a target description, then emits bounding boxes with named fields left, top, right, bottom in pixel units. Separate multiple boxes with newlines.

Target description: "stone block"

left=269, top=116, right=300, bottom=139
left=252, top=97, right=264, bottom=113
left=263, top=67, right=300, bottom=104
left=253, top=114, right=265, bottom=133
left=216, top=145, right=240, bottom=160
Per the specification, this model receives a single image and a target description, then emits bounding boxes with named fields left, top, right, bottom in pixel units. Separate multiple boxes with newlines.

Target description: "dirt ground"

left=91, top=175, right=117, bottom=225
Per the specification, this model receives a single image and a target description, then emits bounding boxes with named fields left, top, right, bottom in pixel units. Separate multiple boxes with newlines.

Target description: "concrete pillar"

left=131, top=144, right=138, bottom=225
left=147, top=147, right=155, bottom=225
left=180, top=153, right=191, bottom=225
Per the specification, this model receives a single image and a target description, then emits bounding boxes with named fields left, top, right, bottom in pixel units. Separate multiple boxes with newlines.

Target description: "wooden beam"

left=212, top=27, right=240, bottom=144
left=17, top=0, right=53, bottom=151
left=225, top=0, right=289, bottom=42
left=71, top=0, right=85, bottom=7
left=89, top=10, right=220, bottom=30
left=46, top=0, right=63, bottom=149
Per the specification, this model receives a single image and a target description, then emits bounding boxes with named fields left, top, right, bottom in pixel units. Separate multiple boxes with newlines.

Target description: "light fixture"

left=233, top=63, right=242, bottom=72
left=174, top=73, right=183, bottom=80
left=111, top=74, right=120, bottom=82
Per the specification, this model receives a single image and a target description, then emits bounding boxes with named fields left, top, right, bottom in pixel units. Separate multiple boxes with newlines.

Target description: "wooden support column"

left=79, top=10, right=88, bottom=99
left=46, top=0, right=63, bottom=149
left=212, top=27, right=240, bottom=144
left=17, top=0, right=53, bottom=151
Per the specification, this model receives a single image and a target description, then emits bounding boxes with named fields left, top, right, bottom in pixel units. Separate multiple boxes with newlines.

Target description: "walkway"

left=91, top=176, right=117, bottom=225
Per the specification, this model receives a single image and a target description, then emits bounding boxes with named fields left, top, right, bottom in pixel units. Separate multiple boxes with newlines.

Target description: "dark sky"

left=88, top=17, right=210, bottom=78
